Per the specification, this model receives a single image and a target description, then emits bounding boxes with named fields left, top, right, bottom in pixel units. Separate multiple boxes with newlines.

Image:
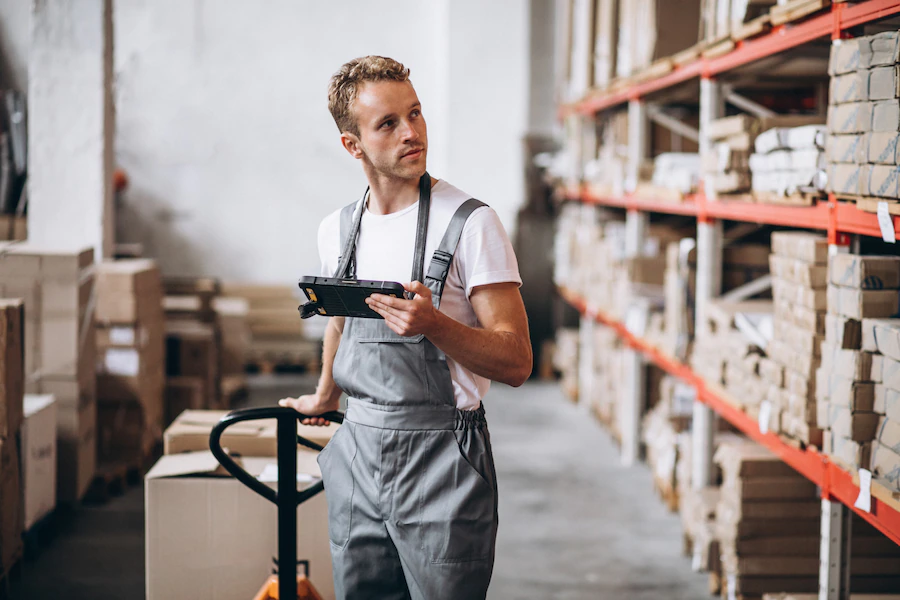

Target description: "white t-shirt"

left=317, top=179, right=522, bottom=410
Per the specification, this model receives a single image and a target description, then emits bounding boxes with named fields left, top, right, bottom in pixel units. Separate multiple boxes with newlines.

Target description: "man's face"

left=346, top=80, right=428, bottom=180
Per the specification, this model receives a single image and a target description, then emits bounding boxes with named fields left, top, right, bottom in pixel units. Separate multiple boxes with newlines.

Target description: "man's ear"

left=340, top=132, right=364, bottom=160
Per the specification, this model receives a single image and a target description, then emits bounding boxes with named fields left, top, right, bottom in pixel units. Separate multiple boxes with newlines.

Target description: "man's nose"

left=400, top=119, right=419, bottom=142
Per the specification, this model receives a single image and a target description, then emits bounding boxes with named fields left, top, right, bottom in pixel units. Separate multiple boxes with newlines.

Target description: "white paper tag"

left=257, top=464, right=316, bottom=484
left=855, top=468, right=873, bottom=513
left=726, top=574, right=737, bottom=600
left=103, top=349, right=140, bottom=377
left=691, top=548, right=702, bottom=572
left=877, top=202, right=896, bottom=244
left=624, top=305, right=648, bottom=337
left=759, top=401, right=772, bottom=435
left=108, top=326, right=136, bottom=346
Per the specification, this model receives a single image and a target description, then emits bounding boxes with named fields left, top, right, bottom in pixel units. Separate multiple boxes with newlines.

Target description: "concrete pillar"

left=28, top=0, right=114, bottom=260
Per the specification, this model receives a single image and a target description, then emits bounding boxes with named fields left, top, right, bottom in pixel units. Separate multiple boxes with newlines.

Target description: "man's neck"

left=364, top=169, right=438, bottom=216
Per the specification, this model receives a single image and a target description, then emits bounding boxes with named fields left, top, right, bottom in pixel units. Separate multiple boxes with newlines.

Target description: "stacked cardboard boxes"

left=748, top=125, right=826, bottom=198
left=553, top=328, right=580, bottom=402
left=95, top=260, right=165, bottom=466
left=165, top=320, right=218, bottom=418
left=0, top=243, right=96, bottom=503
left=859, top=315, right=900, bottom=490
left=826, top=32, right=900, bottom=198
left=614, top=0, right=701, bottom=79
left=714, top=438, right=822, bottom=599
left=817, top=254, right=900, bottom=477
left=642, top=376, right=694, bottom=510
left=212, top=296, right=250, bottom=407
left=582, top=324, right=623, bottom=427
left=21, top=394, right=56, bottom=533
left=585, top=111, right=628, bottom=198
left=766, top=232, right=830, bottom=447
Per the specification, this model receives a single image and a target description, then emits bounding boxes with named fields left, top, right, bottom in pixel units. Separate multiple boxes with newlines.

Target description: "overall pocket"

left=317, top=424, right=357, bottom=549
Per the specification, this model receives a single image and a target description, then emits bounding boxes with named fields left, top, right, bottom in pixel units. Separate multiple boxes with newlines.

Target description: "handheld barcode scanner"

left=209, top=407, right=344, bottom=600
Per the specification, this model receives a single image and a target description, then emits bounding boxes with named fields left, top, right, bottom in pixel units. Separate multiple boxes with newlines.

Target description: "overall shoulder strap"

left=425, top=198, right=487, bottom=304
left=334, top=194, right=365, bottom=278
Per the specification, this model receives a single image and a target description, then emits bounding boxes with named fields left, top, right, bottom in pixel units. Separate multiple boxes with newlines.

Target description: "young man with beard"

left=280, top=55, right=531, bottom=600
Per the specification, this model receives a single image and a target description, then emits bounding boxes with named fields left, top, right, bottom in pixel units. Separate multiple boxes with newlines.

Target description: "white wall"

left=108, top=0, right=530, bottom=283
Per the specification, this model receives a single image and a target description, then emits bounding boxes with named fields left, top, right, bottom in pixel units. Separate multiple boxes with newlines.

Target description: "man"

left=280, top=55, right=531, bottom=600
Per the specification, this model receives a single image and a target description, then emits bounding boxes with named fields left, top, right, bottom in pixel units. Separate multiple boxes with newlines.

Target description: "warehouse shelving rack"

left=559, top=2, right=900, bottom=598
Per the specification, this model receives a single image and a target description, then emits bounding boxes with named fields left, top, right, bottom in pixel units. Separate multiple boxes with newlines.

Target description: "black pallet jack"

left=209, top=406, right=344, bottom=600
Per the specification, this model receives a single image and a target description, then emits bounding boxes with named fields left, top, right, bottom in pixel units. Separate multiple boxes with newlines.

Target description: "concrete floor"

left=10, top=376, right=708, bottom=600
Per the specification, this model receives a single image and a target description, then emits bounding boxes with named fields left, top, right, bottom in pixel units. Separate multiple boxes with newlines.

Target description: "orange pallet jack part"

left=210, top=406, right=344, bottom=600
left=252, top=575, right=324, bottom=600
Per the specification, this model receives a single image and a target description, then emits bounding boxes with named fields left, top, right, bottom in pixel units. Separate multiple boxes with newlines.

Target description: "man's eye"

left=411, top=110, right=420, bottom=118
left=381, top=120, right=394, bottom=129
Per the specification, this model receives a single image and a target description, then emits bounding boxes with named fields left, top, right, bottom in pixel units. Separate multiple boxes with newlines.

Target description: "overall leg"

left=386, top=421, right=498, bottom=600
left=319, top=422, right=411, bottom=600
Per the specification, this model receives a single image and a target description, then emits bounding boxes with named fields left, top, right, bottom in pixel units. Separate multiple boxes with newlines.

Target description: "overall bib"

left=319, top=174, right=499, bottom=600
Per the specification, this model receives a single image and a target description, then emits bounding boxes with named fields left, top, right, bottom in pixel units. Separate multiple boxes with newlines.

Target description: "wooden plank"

left=752, top=191, right=820, bottom=207
left=673, top=42, right=705, bottom=67
left=770, top=0, right=831, bottom=27
left=856, top=197, right=900, bottom=216
left=703, top=39, right=736, bottom=59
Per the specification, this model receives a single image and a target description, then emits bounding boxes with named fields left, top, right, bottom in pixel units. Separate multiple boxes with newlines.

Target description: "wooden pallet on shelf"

left=732, top=13, right=773, bottom=42
left=770, top=0, right=832, bottom=26
left=855, top=197, right=900, bottom=215
left=752, top=190, right=822, bottom=207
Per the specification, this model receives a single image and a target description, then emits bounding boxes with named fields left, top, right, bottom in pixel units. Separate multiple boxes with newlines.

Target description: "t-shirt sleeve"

left=455, top=206, right=522, bottom=298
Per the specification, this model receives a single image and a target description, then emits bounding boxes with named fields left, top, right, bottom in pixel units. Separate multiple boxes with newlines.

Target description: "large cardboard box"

left=829, top=38, right=861, bottom=75
left=829, top=405, right=880, bottom=442
left=0, top=299, right=23, bottom=438
left=820, top=343, right=873, bottom=381
left=828, top=285, right=900, bottom=320
left=773, top=280, right=827, bottom=311
left=771, top=232, right=828, bottom=264
left=827, top=163, right=870, bottom=196
left=95, top=259, right=162, bottom=324
left=868, top=65, right=900, bottom=101
left=867, top=132, right=900, bottom=165
left=0, top=438, right=22, bottom=574
left=166, top=321, right=219, bottom=409
left=873, top=99, right=900, bottom=132
left=21, top=394, right=56, bottom=530
left=769, top=256, right=827, bottom=288
left=827, top=133, right=868, bottom=164
left=164, top=409, right=340, bottom=456
left=816, top=372, right=875, bottom=412
left=861, top=318, right=900, bottom=362
left=860, top=31, right=900, bottom=69
left=830, top=71, right=867, bottom=105
left=830, top=255, right=900, bottom=290
left=145, top=450, right=334, bottom=600
left=827, top=102, right=872, bottom=135
left=869, top=164, right=900, bottom=198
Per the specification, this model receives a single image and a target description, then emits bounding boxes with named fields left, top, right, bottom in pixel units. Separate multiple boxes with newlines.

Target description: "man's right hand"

left=279, top=394, right=340, bottom=427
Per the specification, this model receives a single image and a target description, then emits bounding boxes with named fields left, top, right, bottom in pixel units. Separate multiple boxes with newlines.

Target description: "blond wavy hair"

left=328, top=56, right=411, bottom=136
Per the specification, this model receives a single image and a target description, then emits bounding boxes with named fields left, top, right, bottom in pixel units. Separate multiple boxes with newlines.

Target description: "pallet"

left=732, top=13, right=772, bottom=42
left=770, top=0, right=831, bottom=26
left=703, top=38, right=736, bottom=59
left=856, top=197, right=900, bottom=215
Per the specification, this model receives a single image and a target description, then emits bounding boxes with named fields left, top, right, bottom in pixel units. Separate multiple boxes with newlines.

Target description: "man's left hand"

left=366, top=281, right=439, bottom=337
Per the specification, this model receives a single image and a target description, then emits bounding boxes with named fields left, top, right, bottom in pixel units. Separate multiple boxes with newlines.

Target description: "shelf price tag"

left=877, top=202, right=896, bottom=244
left=855, top=468, right=873, bottom=513
left=758, top=401, right=772, bottom=435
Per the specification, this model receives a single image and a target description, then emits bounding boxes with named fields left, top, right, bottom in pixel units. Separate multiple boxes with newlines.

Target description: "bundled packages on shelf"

left=704, top=115, right=823, bottom=197
left=0, top=243, right=96, bottom=504
left=94, top=260, right=165, bottom=468
left=766, top=232, right=830, bottom=448
left=584, top=111, right=628, bottom=199
left=817, top=253, right=900, bottom=481
left=860, top=314, right=900, bottom=491
left=827, top=31, right=900, bottom=203
left=582, top=324, right=625, bottom=432
left=553, top=327, right=580, bottom=402
left=642, top=376, right=694, bottom=511
left=748, top=125, right=827, bottom=203
left=714, top=438, right=822, bottom=599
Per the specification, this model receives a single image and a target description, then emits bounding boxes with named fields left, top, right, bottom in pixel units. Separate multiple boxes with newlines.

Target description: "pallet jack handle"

left=209, top=406, right=344, bottom=600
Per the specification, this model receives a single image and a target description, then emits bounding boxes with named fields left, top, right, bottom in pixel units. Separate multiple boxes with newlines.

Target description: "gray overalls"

left=318, top=174, right=499, bottom=599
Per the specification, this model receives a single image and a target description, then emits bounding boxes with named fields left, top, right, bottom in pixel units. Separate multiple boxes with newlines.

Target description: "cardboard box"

left=830, top=71, right=868, bottom=105
left=829, top=38, right=861, bottom=75
left=816, top=371, right=875, bottom=412
left=860, top=31, right=900, bottom=69
left=213, top=297, right=250, bottom=376
left=145, top=451, right=333, bottom=600
left=56, top=395, right=96, bottom=503
left=869, top=441, right=900, bottom=491
left=166, top=321, right=219, bottom=409
left=771, top=231, right=829, bottom=264
left=768, top=339, right=819, bottom=380
left=874, top=385, right=900, bottom=422
left=773, top=279, right=827, bottom=311
left=827, top=102, right=872, bottom=135
left=95, top=259, right=163, bottom=324
left=827, top=163, right=870, bottom=196
left=0, top=439, right=22, bottom=574
left=829, top=404, right=880, bottom=442
left=827, top=134, right=868, bottom=164
left=883, top=355, right=900, bottom=390
left=787, top=369, right=814, bottom=401
left=873, top=353, right=885, bottom=383
left=21, top=394, right=56, bottom=530
left=825, top=314, right=861, bottom=350
left=97, top=399, right=156, bottom=464
left=829, top=435, right=872, bottom=473
left=828, top=285, right=900, bottom=320
left=769, top=256, right=828, bottom=288
left=0, top=299, right=24, bottom=438
left=868, top=164, right=900, bottom=198
left=164, top=409, right=340, bottom=456
left=867, top=132, right=900, bottom=165
left=873, top=99, right=900, bottom=132
left=758, top=358, right=784, bottom=387
left=790, top=304, right=827, bottom=335
left=861, top=318, right=900, bottom=362
left=830, top=255, right=900, bottom=290
left=868, top=65, right=900, bottom=101
left=820, top=342, right=873, bottom=381
left=877, top=416, right=900, bottom=454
